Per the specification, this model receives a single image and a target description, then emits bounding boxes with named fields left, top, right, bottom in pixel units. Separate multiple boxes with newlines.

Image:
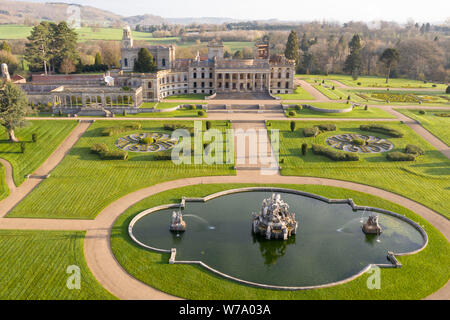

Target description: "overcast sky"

left=23, top=0, right=450, bottom=23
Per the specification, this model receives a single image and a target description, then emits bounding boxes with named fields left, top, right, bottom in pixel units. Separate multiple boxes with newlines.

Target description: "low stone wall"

left=128, top=186, right=428, bottom=291
left=303, top=104, right=353, bottom=114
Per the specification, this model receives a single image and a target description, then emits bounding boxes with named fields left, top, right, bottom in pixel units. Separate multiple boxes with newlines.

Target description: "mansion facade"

left=118, top=26, right=295, bottom=102
left=18, top=26, right=295, bottom=114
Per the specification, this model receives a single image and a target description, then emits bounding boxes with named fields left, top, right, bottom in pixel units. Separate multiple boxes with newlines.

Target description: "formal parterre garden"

left=7, top=120, right=235, bottom=219
left=285, top=103, right=395, bottom=119
left=395, top=109, right=450, bottom=146
left=296, top=74, right=447, bottom=90
left=267, top=120, right=450, bottom=218
left=0, top=120, right=78, bottom=192
left=110, top=183, right=450, bottom=300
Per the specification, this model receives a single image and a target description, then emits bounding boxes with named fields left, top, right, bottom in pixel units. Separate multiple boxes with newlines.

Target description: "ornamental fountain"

left=170, top=211, right=186, bottom=232
left=362, top=215, right=382, bottom=235
left=252, top=194, right=298, bottom=240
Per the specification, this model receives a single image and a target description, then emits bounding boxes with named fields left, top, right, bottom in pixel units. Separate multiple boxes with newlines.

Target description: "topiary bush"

left=386, top=152, right=416, bottom=161
left=206, top=121, right=212, bottom=130
left=446, top=85, right=450, bottom=94
left=20, top=142, right=26, bottom=153
left=303, top=127, right=320, bottom=137
left=290, top=121, right=296, bottom=132
left=360, top=124, right=403, bottom=138
left=140, top=137, right=154, bottom=145
left=351, top=138, right=366, bottom=146
left=419, top=110, right=426, bottom=115
left=91, top=143, right=128, bottom=160
left=301, top=143, right=308, bottom=155
left=317, top=124, right=336, bottom=132
left=91, top=143, right=109, bottom=155
left=198, top=110, right=206, bottom=116
left=32, top=133, right=38, bottom=143
left=311, top=144, right=359, bottom=161
left=405, top=144, right=424, bottom=156
left=288, top=110, right=297, bottom=117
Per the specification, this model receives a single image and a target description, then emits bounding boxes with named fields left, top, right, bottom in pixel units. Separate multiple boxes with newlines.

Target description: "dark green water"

left=132, top=191, right=425, bottom=287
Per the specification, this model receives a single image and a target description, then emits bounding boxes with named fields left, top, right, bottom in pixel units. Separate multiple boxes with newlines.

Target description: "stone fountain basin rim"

left=127, top=186, right=429, bottom=291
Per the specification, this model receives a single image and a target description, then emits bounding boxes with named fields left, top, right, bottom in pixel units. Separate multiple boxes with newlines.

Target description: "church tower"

left=122, top=26, right=134, bottom=49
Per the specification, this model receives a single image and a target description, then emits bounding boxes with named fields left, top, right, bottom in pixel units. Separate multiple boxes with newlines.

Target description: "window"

left=209, top=82, right=212, bottom=87
left=278, top=82, right=281, bottom=88
left=193, top=73, right=197, bottom=79
left=148, top=82, right=152, bottom=89
left=201, top=82, right=205, bottom=88
left=286, top=73, right=290, bottom=78
left=201, top=73, right=205, bottom=79
left=286, top=82, right=289, bottom=89
left=162, top=59, right=166, bottom=67
left=124, top=58, right=128, bottom=67
left=194, top=82, right=197, bottom=88
left=209, top=73, right=213, bottom=78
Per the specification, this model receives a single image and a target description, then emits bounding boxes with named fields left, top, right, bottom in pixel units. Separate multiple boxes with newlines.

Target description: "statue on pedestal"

left=362, top=215, right=382, bottom=235
left=1, top=63, right=11, bottom=83
left=170, top=210, right=186, bottom=232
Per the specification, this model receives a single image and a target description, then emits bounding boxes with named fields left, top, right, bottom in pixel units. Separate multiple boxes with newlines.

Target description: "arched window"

left=124, top=58, right=128, bottom=67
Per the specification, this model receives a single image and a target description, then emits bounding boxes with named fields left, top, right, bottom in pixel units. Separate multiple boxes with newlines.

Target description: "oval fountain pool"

left=129, top=189, right=427, bottom=289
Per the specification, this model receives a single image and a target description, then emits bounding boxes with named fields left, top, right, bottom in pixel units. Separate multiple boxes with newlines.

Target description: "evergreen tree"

left=0, top=82, right=30, bottom=142
left=343, top=34, right=362, bottom=80
left=133, top=48, right=156, bottom=73
left=25, top=21, right=53, bottom=75
left=0, top=41, right=11, bottom=53
left=94, top=52, right=103, bottom=66
left=284, top=30, right=300, bottom=64
left=379, top=48, right=400, bottom=84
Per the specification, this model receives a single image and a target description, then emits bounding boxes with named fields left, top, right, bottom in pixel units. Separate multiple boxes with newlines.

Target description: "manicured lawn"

left=8, top=120, right=234, bottom=219
left=165, top=94, right=208, bottom=100
left=285, top=106, right=395, bottom=119
left=0, top=164, right=8, bottom=199
left=0, top=230, right=116, bottom=300
left=297, top=74, right=447, bottom=90
left=156, top=102, right=184, bottom=110
left=395, top=109, right=450, bottom=146
left=111, top=183, right=450, bottom=300
left=269, top=120, right=450, bottom=218
left=139, top=102, right=158, bottom=109
left=0, top=120, right=77, bottom=187
left=276, top=86, right=315, bottom=100
left=305, top=102, right=354, bottom=110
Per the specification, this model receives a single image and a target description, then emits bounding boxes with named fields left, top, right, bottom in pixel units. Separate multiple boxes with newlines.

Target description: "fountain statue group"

left=362, top=215, right=382, bottom=235
left=252, top=194, right=299, bottom=241
left=170, top=211, right=186, bottom=232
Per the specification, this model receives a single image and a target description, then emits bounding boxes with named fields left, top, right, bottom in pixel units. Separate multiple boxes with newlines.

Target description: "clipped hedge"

left=360, top=124, right=404, bottom=138
left=405, top=144, right=425, bottom=156
left=102, top=123, right=142, bottom=136
left=91, top=143, right=128, bottom=160
left=387, top=152, right=416, bottom=162
left=303, top=127, right=320, bottom=137
left=312, top=144, right=359, bottom=161
left=163, top=123, right=194, bottom=136
left=317, top=124, right=336, bottom=132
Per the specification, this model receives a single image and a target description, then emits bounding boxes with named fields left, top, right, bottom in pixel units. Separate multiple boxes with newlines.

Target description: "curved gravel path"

left=0, top=112, right=448, bottom=300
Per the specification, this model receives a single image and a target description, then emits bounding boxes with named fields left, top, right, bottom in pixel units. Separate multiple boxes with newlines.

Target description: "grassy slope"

left=285, top=106, right=396, bottom=119
left=395, top=109, right=450, bottom=146
left=270, top=120, right=450, bottom=218
left=296, top=74, right=447, bottom=90
left=276, top=86, right=315, bottom=100
left=0, top=230, right=115, bottom=300
left=0, top=163, right=8, bottom=199
left=0, top=120, right=77, bottom=187
left=111, top=183, right=450, bottom=300
left=8, top=120, right=234, bottom=219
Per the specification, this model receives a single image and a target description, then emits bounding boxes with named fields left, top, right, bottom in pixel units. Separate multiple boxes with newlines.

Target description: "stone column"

left=252, top=73, right=256, bottom=92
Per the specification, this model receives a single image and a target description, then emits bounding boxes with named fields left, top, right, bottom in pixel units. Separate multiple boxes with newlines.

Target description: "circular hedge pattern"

left=326, top=134, right=394, bottom=153
left=115, top=133, right=179, bottom=153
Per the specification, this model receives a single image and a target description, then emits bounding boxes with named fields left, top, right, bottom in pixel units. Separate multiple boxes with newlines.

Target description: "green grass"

left=110, top=183, right=450, bottom=300
left=7, top=120, right=234, bottom=219
left=269, top=120, right=450, bottom=218
left=0, top=163, right=9, bottom=199
left=297, top=74, right=447, bottom=90
left=276, top=86, right=315, bottom=100
left=165, top=94, right=208, bottom=100
left=395, top=109, right=450, bottom=146
left=0, top=230, right=116, bottom=300
left=139, top=102, right=158, bottom=109
left=156, top=102, right=184, bottom=110
left=0, top=120, right=77, bottom=187
left=285, top=106, right=396, bottom=119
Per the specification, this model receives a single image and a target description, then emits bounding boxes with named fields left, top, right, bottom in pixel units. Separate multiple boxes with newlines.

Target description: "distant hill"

left=166, top=17, right=239, bottom=25
left=0, top=0, right=126, bottom=26
left=122, top=14, right=166, bottom=26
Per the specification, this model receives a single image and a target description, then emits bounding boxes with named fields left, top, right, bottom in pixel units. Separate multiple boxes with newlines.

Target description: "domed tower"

left=122, top=26, right=134, bottom=49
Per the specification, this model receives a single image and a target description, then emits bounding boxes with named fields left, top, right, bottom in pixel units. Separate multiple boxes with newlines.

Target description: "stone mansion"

left=119, top=26, right=295, bottom=102
left=18, top=26, right=295, bottom=113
